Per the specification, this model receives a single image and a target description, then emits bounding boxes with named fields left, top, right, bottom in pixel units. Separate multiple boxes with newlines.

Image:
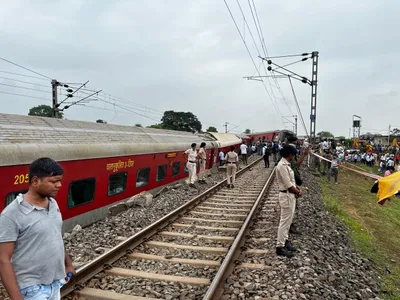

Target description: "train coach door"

left=209, top=149, right=215, bottom=169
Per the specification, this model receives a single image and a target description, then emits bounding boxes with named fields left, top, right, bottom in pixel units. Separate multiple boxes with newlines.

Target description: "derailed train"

left=0, top=113, right=290, bottom=232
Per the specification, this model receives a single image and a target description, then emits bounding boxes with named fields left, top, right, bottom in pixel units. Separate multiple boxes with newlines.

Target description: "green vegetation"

left=28, top=104, right=63, bottom=118
left=318, top=169, right=400, bottom=299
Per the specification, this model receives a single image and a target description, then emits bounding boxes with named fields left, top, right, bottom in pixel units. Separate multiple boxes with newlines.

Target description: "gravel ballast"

left=222, top=167, right=381, bottom=300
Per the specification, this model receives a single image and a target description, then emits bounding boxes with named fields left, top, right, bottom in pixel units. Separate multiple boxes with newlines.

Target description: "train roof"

left=0, top=113, right=240, bottom=166
left=206, top=132, right=242, bottom=148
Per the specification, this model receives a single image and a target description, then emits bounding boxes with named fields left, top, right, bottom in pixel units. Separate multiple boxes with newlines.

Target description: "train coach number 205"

left=14, top=174, right=29, bottom=185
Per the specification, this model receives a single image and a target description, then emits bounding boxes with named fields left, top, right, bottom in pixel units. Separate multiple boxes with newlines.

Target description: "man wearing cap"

left=225, top=146, right=239, bottom=188
left=184, top=143, right=198, bottom=188
left=275, top=145, right=302, bottom=257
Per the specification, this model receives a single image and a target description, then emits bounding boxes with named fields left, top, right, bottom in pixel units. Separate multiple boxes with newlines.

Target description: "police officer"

left=287, top=135, right=309, bottom=234
left=197, top=142, right=207, bottom=184
left=184, top=143, right=197, bottom=188
left=225, top=146, right=239, bottom=188
left=276, top=145, right=302, bottom=257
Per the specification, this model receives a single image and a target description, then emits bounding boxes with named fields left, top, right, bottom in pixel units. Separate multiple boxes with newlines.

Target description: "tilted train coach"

left=0, top=113, right=242, bottom=232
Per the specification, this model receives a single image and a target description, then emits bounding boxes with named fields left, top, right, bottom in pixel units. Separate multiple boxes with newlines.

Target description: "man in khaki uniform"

left=198, top=142, right=207, bottom=184
left=225, top=146, right=239, bottom=188
left=275, top=145, right=302, bottom=258
left=184, top=143, right=198, bottom=188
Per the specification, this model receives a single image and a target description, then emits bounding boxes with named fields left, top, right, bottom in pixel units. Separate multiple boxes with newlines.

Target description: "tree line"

left=27, top=105, right=221, bottom=133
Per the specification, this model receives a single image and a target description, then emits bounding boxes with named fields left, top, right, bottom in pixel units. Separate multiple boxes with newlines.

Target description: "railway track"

left=62, top=158, right=276, bottom=300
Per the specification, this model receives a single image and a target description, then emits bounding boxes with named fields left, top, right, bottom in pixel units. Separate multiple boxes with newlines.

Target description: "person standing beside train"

left=184, top=143, right=198, bottom=188
left=218, top=149, right=225, bottom=166
left=0, top=157, right=76, bottom=300
left=197, top=142, right=207, bottom=184
left=225, top=146, right=239, bottom=188
left=276, top=145, right=302, bottom=258
left=240, top=141, right=248, bottom=165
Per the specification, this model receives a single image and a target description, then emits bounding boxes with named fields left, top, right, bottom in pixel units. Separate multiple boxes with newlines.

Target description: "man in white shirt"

left=219, top=149, right=225, bottom=166
left=184, top=143, right=198, bottom=187
left=240, top=141, right=248, bottom=165
left=322, top=139, right=329, bottom=153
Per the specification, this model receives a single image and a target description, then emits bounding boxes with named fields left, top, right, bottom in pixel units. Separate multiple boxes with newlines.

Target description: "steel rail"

left=203, top=167, right=276, bottom=300
left=61, top=157, right=263, bottom=297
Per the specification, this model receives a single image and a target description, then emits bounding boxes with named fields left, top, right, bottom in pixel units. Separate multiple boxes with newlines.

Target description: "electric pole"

left=223, top=122, right=228, bottom=133
left=51, top=79, right=59, bottom=118
left=309, top=51, right=319, bottom=142
left=294, top=115, right=298, bottom=135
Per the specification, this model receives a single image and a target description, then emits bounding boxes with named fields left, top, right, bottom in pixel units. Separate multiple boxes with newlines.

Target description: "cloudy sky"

left=0, top=0, right=399, bottom=137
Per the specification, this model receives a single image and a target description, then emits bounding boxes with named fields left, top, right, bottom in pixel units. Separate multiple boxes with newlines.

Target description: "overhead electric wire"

left=0, top=90, right=49, bottom=101
left=0, top=76, right=50, bottom=88
left=98, top=99, right=161, bottom=122
left=0, top=82, right=51, bottom=94
left=223, top=0, right=284, bottom=122
left=0, top=57, right=52, bottom=80
left=0, top=70, right=50, bottom=81
left=72, top=89, right=163, bottom=117
left=288, top=76, right=309, bottom=137
left=67, top=85, right=163, bottom=115
left=235, top=0, right=285, bottom=113
left=247, top=0, right=294, bottom=116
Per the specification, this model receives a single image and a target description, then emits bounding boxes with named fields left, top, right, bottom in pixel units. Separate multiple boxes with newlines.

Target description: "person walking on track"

left=262, top=143, right=271, bottom=168
left=240, top=141, right=248, bottom=165
left=0, top=157, right=76, bottom=300
left=197, top=142, right=207, bottom=184
left=225, top=146, right=239, bottom=188
left=184, top=143, right=198, bottom=188
left=275, top=145, right=302, bottom=258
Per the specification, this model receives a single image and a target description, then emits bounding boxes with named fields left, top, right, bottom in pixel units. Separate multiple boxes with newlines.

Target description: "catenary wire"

left=246, top=0, right=294, bottom=116
left=223, top=0, right=284, bottom=123
left=0, top=70, right=50, bottom=81
left=0, top=82, right=51, bottom=94
left=288, top=76, right=309, bottom=137
left=0, top=57, right=52, bottom=80
left=0, top=90, right=49, bottom=101
left=0, top=76, right=50, bottom=88
left=235, top=0, right=286, bottom=114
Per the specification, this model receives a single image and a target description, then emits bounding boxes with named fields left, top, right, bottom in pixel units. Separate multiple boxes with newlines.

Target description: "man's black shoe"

left=289, top=224, right=301, bottom=234
left=285, top=240, right=297, bottom=252
left=200, top=180, right=206, bottom=184
left=276, top=247, right=295, bottom=258
left=189, top=183, right=196, bottom=188
left=231, top=184, right=235, bottom=188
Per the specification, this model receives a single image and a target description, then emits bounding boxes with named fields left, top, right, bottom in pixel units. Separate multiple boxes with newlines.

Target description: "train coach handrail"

left=61, top=156, right=263, bottom=297
left=203, top=166, right=276, bottom=300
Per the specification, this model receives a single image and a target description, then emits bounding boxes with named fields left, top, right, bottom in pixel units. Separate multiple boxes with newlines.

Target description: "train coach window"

left=108, top=172, right=128, bottom=196
left=5, top=190, right=28, bottom=207
left=136, top=168, right=150, bottom=188
left=68, top=178, right=96, bottom=209
left=172, top=162, right=181, bottom=177
left=157, top=164, right=167, bottom=182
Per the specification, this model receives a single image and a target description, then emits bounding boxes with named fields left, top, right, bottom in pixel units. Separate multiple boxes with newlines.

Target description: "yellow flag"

left=377, top=171, right=400, bottom=204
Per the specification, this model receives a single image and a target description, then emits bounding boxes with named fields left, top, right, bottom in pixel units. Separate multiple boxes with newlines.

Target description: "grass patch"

left=317, top=169, right=400, bottom=299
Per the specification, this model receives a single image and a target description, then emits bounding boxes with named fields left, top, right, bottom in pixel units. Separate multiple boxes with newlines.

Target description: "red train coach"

left=247, top=130, right=294, bottom=144
left=0, top=113, right=242, bottom=232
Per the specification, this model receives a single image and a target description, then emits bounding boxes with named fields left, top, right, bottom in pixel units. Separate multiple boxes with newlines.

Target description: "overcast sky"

left=0, top=0, right=399, bottom=137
